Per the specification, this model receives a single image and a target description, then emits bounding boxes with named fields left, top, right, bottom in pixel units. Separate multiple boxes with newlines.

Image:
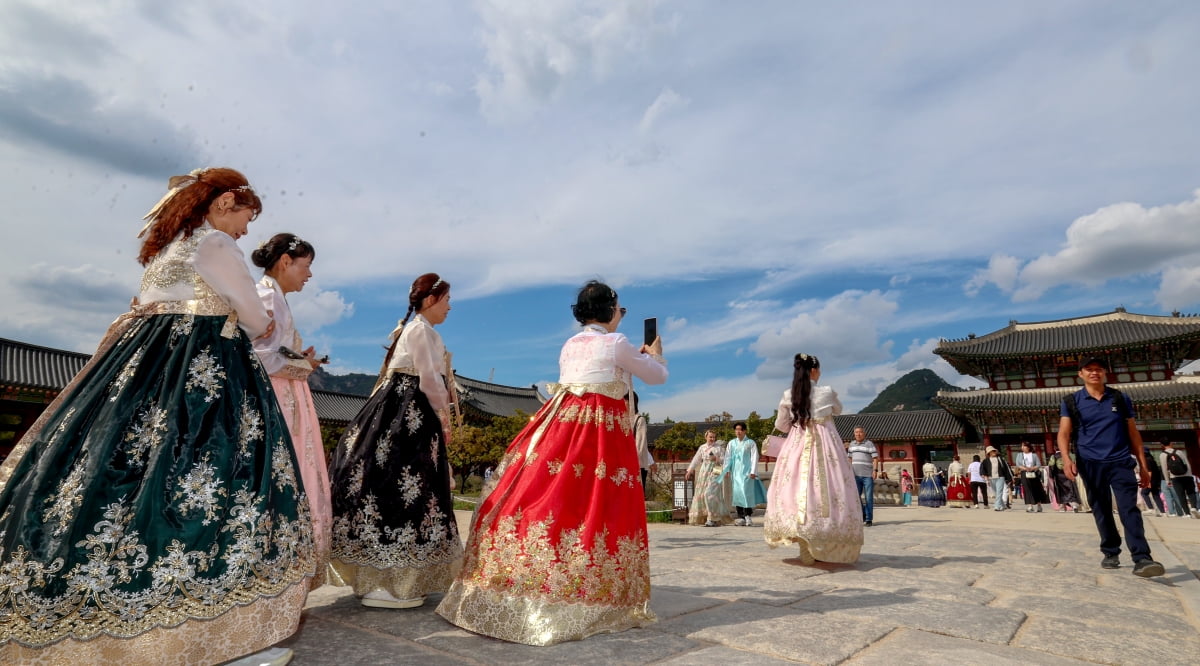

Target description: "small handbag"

left=764, top=434, right=786, bottom=458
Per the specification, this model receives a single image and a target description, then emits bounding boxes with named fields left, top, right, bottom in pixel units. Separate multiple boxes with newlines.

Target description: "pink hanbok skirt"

left=271, top=374, right=333, bottom=587
left=763, top=419, right=863, bottom=563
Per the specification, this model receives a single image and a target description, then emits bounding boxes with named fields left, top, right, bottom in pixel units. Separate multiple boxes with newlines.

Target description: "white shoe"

left=223, top=647, right=293, bottom=666
left=744, top=517, right=753, bottom=527
left=362, top=589, right=425, bottom=609
left=734, top=517, right=744, bottom=526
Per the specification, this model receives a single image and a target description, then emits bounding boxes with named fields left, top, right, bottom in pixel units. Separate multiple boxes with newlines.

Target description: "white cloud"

left=638, top=87, right=688, bottom=132
left=1012, top=190, right=1200, bottom=301
left=750, top=290, right=899, bottom=379
left=474, top=0, right=665, bottom=121
left=1155, top=264, right=1200, bottom=311
left=288, top=284, right=354, bottom=332
left=964, top=253, right=1021, bottom=297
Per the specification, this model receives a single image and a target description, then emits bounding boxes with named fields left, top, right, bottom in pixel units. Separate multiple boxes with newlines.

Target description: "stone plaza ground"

left=282, top=506, right=1200, bottom=665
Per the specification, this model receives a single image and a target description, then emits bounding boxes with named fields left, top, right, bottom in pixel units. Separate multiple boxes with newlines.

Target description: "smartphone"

left=643, top=317, right=658, bottom=347
left=278, top=346, right=306, bottom=360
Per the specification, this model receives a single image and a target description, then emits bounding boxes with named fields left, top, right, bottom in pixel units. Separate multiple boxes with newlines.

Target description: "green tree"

left=653, top=421, right=701, bottom=462
left=447, top=411, right=531, bottom=488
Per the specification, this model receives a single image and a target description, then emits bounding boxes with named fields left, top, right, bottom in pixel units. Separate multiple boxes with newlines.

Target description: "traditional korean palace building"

left=933, top=308, right=1200, bottom=467
left=0, top=337, right=544, bottom=461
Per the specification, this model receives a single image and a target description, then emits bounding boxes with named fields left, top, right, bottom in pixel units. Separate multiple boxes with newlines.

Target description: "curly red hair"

left=137, top=168, right=262, bottom=265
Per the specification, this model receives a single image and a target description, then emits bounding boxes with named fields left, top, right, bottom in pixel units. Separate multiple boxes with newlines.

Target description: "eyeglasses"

left=616, top=307, right=627, bottom=316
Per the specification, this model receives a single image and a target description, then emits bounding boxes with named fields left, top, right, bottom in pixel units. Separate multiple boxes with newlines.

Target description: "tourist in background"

left=633, top=393, right=654, bottom=499
left=0, top=168, right=314, bottom=666
left=1047, top=450, right=1081, bottom=512
left=847, top=426, right=880, bottom=525
left=726, top=422, right=766, bottom=526
left=981, top=446, right=1012, bottom=511
left=763, top=353, right=862, bottom=565
left=686, top=430, right=732, bottom=526
left=899, top=469, right=914, bottom=507
left=918, top=460, right=946, bottom=507
left=967, top=454, right=988, bottom=508
left=328, top=273, right=462, bottom=609
left=1015, top=441, right=1050, bottom=513
left=1161, top=443, right=1200, bottom=519
left=252, top=233, right=332, bottom=588
left=1140, top=452, right=1166, bottom=517
left=437, top=280, right=667, bottom=645
left=946, top=455, right=972, bottom=508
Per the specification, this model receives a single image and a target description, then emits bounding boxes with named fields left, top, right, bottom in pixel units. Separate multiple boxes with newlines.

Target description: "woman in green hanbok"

left=0, top=168, right=314, bottom=666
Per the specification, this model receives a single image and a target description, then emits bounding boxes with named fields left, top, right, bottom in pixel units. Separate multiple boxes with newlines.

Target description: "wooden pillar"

left=1043, top=431, right=1055, bottom=456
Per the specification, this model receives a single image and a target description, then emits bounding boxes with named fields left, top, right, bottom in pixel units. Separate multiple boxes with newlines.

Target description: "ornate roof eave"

left=933, top=376, right=1200, bottom=413
left=934, top=309, right=1200, bottom=365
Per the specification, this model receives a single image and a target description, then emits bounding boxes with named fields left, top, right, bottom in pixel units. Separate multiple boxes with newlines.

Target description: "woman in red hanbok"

left=437, top=281, right=667, bottom=646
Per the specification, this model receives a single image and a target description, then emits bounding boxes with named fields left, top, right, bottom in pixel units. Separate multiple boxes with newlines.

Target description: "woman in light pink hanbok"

left=252, top=233, right=333, bottom=587
left=763, top=353, right=863, bottom=565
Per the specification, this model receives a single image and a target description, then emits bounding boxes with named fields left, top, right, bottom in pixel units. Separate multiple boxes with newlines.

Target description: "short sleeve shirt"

left=847, top=439, right=878, bottom=477
left=1061, top=388, right=1135, bottom=463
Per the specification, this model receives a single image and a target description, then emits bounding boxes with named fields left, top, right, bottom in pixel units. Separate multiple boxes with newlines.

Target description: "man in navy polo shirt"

left=1057, top=356, right=1164, bottom=577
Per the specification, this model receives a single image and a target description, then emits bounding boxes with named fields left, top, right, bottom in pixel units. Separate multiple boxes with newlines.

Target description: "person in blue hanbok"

left=0, top=168, right=314, bottom=666
left=725, top=422, right=767, bottom=526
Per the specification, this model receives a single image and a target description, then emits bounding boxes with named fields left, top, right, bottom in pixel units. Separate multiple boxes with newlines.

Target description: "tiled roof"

left=935, top=309, right=1200, bottom=361
left=0, top=338, right=90, bottom=390
left=454, top=374, right=545, bottom=418
left=311, top=390, right=367, bottom=425
left=833, top=410, right=966, bottom=441
left=934, top=376, right=1200, bottom=412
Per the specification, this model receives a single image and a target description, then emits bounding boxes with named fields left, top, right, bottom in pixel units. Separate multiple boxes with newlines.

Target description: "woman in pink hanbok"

left=251, top=233, right=333, bottom=588
left=763, top=353, right=863, bottom=565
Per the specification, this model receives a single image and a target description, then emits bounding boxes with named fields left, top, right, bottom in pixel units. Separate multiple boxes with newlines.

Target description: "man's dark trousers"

left=1077, top=457, right=1150, bottom=561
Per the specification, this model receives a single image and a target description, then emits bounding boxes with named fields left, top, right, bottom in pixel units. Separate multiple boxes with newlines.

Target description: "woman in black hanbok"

left=328, top=273, right=462, bottom=608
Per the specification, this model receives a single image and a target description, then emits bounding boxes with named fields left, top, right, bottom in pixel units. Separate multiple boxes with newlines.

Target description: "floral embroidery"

left=43, top=458, right=87, bottom=537
left=459, top=512, right=649, bottom=607
left=345, top=462, right=364, bottom=497
left=405, top=401, right=423, bottom=434
left=185, top=347, right=226, bottom=403
left=398, top=466, right=420, bottom=506
left=375, top=432, right=393, bottom=465
left=124, top=404, right=168, bottom=469
left=554, top=403, right=633, bottom=436
left=573, top=464, right=585, bottom=478
left=272, top=439, right=299, bottom=494
left=594, top=460, right=607, bottom=480
left=340, top=424, right=361, bottom=455
left=609, top=467, right=632, bottom=487
left=238, top=397, right=264, bottom=459
left=547, top=459, right=564, bottom=475
left=329, top=494, right=460, bottom=570
left=168, top=314, right=195, bottom=346
left=109, top=347, right=146, bottom=401
left=174, top=456, right=227, bottom=526
left=52, top=408, right=76, bottom=443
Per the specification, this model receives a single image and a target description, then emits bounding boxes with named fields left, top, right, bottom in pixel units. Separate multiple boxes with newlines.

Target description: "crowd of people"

left=0, top=167, right=1193, bottom=663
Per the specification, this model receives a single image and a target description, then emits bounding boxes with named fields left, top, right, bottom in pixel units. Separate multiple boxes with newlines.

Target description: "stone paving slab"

left=653, top=600, right=892, bottom=665
left=1013, top=614, right=1200, bottom=665
left=652, top=645, right=799, bottom=665
left=847, top=627, right=1094, bottom=665
left=996, top=594, right=1195, bottom=637
left=789, top=587, right=1025, bottom=644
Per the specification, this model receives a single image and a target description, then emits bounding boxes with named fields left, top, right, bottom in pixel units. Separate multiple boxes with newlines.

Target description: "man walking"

left=1160, top=443, right=1199, bottom=519
left=847, top=426, right=879, bottom=526
left=725, top=423, right=764, bottom=526
left=980, top=446, right=1011, bottom=511
left=1059, top=357, right=1164, bottom=577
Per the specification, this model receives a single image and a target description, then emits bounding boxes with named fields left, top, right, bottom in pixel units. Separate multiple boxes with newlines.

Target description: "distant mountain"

left=308, top=367, right=376, bottom=395
left=861, top=369, right=965, bottom=413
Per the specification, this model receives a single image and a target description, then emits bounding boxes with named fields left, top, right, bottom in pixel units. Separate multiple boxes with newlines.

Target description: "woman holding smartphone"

left=252, top=233, right=332, bottom=587
left=438, top=280, right=667, bottom=645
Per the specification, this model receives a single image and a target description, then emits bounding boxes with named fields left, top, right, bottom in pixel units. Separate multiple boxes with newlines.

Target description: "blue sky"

left=3, top=1, right=1200, bottom=420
